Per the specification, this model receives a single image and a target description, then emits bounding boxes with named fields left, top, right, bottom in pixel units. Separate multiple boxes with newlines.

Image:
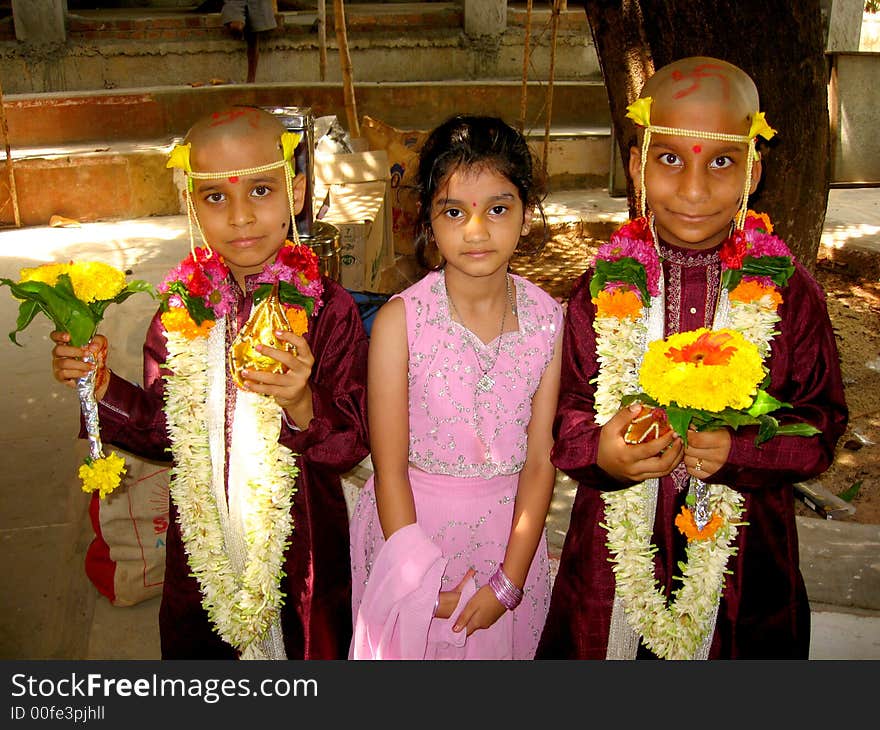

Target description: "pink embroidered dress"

left=350, top=270, right=563, bottom=659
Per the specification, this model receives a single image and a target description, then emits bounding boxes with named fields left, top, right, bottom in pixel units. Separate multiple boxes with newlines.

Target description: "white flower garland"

left=596, top=256, right=782, bottom=660
left=163, top=326, right=299, bottom=655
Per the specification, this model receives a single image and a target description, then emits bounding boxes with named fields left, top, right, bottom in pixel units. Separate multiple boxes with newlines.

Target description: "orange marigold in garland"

left=161, top=307, right=215, bottom=340
left=593, top=287, right=643, bottom=320
left=729, top=279, right=783, bottom=307
left=675, top=506, right=724, bottom=542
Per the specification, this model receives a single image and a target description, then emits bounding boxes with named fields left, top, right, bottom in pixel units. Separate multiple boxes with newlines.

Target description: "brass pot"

left=302, top=220, right=341, bottom=283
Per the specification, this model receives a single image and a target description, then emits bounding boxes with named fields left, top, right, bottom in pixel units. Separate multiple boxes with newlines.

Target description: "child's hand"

left=683, top=428, right=731, bottom=480
left=597, top=404, right=683, bottom=483
left=240, top=330, right=314, bottom=427
left=50, top=331, right=110, bottom=400
left=434, top=568, right=476, bottom=621
left=451, top=571, right=506, bottom=636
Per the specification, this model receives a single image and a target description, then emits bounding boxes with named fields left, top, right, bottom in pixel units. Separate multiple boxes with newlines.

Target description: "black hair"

left=413, top=115, right=546, bottom=271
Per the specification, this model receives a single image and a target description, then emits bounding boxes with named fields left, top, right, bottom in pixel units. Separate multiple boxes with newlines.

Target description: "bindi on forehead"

left=692, top=145, right=702, bottom=154
left=670, top=63, right=731, bottom=100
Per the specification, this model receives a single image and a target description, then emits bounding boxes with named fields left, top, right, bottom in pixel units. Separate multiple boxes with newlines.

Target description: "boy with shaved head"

left=50, top=106, right=369, bottom=659
left=537, top=58, right=847, bottom=659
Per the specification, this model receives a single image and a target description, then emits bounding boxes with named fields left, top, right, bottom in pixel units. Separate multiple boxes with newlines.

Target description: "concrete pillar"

left=464, top=0, right=506, bottom=37
left=12, top=0, right=67, bottom=44
left=825, top=0, right=863, bottom=51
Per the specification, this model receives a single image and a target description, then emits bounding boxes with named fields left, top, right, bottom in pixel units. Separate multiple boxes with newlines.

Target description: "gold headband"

left=166, top=131, right=303, bottom=257
left=626, top=97, right=776, bottom=228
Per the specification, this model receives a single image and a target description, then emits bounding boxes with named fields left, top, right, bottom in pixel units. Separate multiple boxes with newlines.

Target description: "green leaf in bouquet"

left=621, top=392, right=651, bottom=408
left=698, top=409, right=760, bottom=432
left=755, top=414, right=779, bottom=445
left=775, top=422, right=821, bottom=438
left=747, top=389, right=790, bottom=418
left=47, top=276, right=100, bottom=346
left=664, top=405, right=693, bottom=444
left=10, top=300, right=43, bottom=345
left=2, top=277, right=97, bottom=346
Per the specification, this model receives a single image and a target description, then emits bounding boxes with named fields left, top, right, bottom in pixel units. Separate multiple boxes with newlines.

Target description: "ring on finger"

left=695, top=458, right=703, bottom=473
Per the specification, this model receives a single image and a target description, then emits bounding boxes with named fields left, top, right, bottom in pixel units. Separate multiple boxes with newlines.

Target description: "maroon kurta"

left=95, top=276, right=369, bottom=659
left=536, top=242, right=848, bottom=659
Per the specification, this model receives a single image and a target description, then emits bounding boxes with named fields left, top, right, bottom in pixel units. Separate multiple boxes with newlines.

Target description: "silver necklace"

left=445, top=273, right=515, bottom=394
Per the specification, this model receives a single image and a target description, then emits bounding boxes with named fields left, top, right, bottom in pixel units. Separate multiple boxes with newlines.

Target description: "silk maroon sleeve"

left=551, top=272, right=632, bottom=489
left=279, top=279, right=370, bottom=472
left=713, top=262, right=848, bottom=490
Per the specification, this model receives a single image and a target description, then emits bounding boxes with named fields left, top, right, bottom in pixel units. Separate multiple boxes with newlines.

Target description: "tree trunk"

left=583, top=0, right=829, bottom=267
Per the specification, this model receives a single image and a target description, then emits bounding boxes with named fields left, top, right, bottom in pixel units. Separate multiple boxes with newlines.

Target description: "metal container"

left=303, top=220, right=341, bottom=283
left=266, top=106, right=315, bottom=239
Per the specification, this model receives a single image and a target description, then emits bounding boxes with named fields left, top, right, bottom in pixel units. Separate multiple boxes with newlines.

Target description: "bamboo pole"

left=0, top=76, right=20, bottom=228
left=542, top=0, right=562, bottom=179
left=333, top=0, right=359, bottom=139
left=519, top=0, right=534, bottom=133
left=318, top=0, right=327, bottom=81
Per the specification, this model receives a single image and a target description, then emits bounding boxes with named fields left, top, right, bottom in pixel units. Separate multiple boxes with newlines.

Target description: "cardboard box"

left=320, top=181, right=389, bottom=291
left=313, top=150, right=394, bottom=291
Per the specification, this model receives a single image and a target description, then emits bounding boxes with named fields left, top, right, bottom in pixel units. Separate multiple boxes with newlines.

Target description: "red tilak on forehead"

left=228, top=176, right=239, bottom=183
left=472, top=202, right=477, bottom=207
left=671, top=64, right=731, bottom=100
left=692, top=145, right=702, bottom=154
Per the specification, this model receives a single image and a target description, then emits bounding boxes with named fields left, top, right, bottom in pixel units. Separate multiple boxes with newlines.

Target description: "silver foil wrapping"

left=76, top=352, right=104, bottom=461
left=690, top=478, right=711, bottom=531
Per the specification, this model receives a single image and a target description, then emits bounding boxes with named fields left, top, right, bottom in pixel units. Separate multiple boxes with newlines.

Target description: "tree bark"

left=582, top=0, right=829, bottom=267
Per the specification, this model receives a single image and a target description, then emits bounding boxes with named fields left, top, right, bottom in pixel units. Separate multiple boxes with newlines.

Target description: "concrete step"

left=2, top=81, right=610, bottom=149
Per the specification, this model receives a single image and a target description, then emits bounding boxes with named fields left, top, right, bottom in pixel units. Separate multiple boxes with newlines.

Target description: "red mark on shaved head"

left=671, top=64, right=731, bottom=100
left=209, top=108, right=261, bottom=129
left=692, top=145, right=702, bottom=154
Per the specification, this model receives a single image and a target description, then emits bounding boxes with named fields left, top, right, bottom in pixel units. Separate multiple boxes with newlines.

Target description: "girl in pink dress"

left=349, top=115, right=563, bottom=659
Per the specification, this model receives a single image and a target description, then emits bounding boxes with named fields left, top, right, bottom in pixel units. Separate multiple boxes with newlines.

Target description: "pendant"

left=476, top=373, right=495, bottom=393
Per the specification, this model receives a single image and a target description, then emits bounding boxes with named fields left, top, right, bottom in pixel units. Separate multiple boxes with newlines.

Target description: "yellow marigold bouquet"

left=2, top=261, right=155, bottom=497
left=623, top=327, right=820, bottom=446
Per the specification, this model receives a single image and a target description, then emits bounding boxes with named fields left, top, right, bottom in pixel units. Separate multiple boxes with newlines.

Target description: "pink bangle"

left=488, top=566, right=523, bottom=611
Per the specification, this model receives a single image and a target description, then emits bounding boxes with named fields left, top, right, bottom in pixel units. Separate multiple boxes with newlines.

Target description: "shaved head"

left=641, top=57, right=760, bottom=136
left=186, top=106, right=286, bottom=172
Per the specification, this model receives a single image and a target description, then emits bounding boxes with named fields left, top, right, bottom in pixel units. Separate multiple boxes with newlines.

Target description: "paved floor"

left=1, top=187, right=878, bottom=660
